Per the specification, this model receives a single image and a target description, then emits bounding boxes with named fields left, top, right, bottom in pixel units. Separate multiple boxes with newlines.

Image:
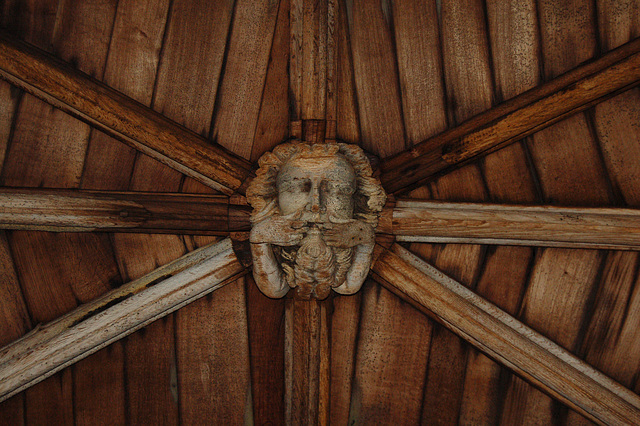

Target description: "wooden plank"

left=486, top=0, right=541, bottom=102
left=81, top=0, right=171, bottom=191
left=371, top=243, right=640, bottom=426
left=379, top=36, right=640, bottom=195
left=0, top=81, right=20, bottom=175
left=334, top=0, right=359, bottom=144
left=1, top=0, right=117, bottom=189
left=176, top=277, right=252, bottom=423
left=0, top=188, right=250, bottom=234
left=537, top=0, right=597, bottom=80
left=392, top=0, right=447, bottom=144
left=245, top=276, right=285, bottom=424
left=0, top=33, right=254, bottom=194
left=0, top=231, right=30, bottom=425
left=301, top=0, right=328, bottom=119
left=250, top=0, right=291, bottom=161
left=597, top=0, right=640, bottom=52
left=328, top=289, right=361, bottom=425
left=349, top=281, right=431, bottom=424
left=565, top=14, right=640, bottom=424
left=416, top=3, right=493, bottom=420
left=110, top=233, right=186, bottom=424
left=0, top=0, right=59, bottom=50
left=386, top=200, right=640, bottom=250
left=284, top=297, right=330, bottom=425
left=129, top=0, right=235, bottom=193
left=456, top=4, right=540, bottom=423
left=211, top=0, right=280, bottom=159
left=7, top=231, right=122, bottom=423
left=0, top=238, right=247, bottom=402
left=344, top=0, right=405, bottom=156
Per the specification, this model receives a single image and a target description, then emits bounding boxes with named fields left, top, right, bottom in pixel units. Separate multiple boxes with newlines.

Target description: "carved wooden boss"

left=247, top=141, right=386, bottom=299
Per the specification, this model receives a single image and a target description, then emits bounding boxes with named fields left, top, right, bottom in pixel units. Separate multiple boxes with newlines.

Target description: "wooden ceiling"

left=1, top=0, right=640, bottom=424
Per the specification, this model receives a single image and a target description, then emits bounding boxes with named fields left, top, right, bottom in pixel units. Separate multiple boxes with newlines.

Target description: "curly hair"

left=247, top=141, right=386, bottom=226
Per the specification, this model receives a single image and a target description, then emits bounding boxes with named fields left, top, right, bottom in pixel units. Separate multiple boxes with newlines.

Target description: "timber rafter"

left=1, top=10, right=640, bottom=426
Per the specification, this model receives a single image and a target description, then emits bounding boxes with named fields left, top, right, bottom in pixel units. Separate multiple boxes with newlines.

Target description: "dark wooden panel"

left=0, top=231, right=30, bottom=425
left=176, top=279, right=251, bottom=423
left=597, top=0, right=640, bottom=51
left=111, top=233, right=185, bottom=425
left=212, top=0, right=280, bottom=159
left=392, top=0, right=447, bottom=144
left=0, top=81, right=19, bottom=175
left=0, top=0, right=59, bottom=50
left=81, top=0, right=170, bottom=190
left=335, top=0, right=360, bottom=144
left=344, top=0, right=405, bottom=156
left=329, top=291, right=361, bottom=425
left=246, top=276, right=285, bottom=424
left=538, top=0, right=597, bottom=80
left=1, top=0, right=117, bottom=189
left=349, top=280, right=431, bottom=424
left=129, top=0, right=235, bottom=192
left=250, top=0, right=290, bottom=161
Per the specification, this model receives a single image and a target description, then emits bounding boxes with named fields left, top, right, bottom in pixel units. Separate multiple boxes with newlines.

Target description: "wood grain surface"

left=380, top=36, right=640, bottom=195
left=372, top=244, right=640, bottom=426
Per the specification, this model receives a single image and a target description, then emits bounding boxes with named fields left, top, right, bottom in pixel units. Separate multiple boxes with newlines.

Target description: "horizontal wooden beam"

left=0, top=238, right=248, bottom=402
left=370, top=244, right=640, bottom=425
left=0, top=32, right=254, bottom=195
left=377, top=200, right=640, bottom=250
left=380, top=36, right=640, bottom=194
left=0, top=188, right=251, bottom=234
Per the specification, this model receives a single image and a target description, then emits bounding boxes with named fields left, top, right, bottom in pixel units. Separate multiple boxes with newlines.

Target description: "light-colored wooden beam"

left=380, top=36, right=640, bottom=195
left=370, top=244, right=640, bottom=425
left=0, top=32, right=254, bottom=195
left=377, top=199, right=640, bottom=250
left=0, top=238, right=248, bottom=403
left=0, top=188, right=251, bottom=235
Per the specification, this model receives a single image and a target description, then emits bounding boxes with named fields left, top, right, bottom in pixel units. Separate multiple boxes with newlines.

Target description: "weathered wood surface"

left=380, top=35, right=640, bottom=194
left=0, top=32, right=253, bottom=194
left=0, top=239, right=247, bottom=403
left=0, top=188, right=250, bottom=234
left=285, top=297, right=330, bottom=425
left=384, top=200, right=640, bottom=250
left=371, top=243, right=640, bottom=426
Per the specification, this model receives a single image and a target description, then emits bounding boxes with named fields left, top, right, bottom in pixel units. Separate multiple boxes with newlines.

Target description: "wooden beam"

left=377, top=199, right=640, bottom=250
left=0, top=238, right=248, bottom=402
left=380, top=36, right=640, bottom=194
left=370, top=244, right=640, bottom=425
left=0, top=32, right=254, bottom=195
left=0, top=188, right=251, bottom=235
left=284, top=297, right=331, bottom=425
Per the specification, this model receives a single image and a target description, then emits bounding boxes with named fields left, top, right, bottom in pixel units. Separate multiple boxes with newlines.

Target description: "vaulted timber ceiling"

left=1, top=0, right=640, bottom=425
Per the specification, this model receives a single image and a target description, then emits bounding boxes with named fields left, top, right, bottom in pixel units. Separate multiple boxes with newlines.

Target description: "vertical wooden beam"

left=285, top=1, right=335, bottom=423
left=284, top=297, right=331, bottom=425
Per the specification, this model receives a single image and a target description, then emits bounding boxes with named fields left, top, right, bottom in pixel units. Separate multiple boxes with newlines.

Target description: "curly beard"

left=278, top=227, right=353, bottom=299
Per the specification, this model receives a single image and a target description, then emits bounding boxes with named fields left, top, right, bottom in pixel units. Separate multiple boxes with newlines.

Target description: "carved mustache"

left=282, top=208, right=352, bottom=226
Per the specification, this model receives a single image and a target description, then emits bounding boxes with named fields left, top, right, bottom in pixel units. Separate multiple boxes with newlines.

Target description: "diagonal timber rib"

left=0, top=239, right=248, bottom=403
left=380, top=36, right=640, bottom=195
left=378, top=199, right=640, bottom=250
left=0, top=32, right=254, bottom=195
left=370, top=244, right=640, bottom=425
left=0, top=188, right=251, bottom=235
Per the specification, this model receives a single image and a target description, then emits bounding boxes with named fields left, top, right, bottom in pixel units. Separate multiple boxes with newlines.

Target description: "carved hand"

left=322, top=220, right=374, bottom=248
left=250, top=215, right=309, bottom=246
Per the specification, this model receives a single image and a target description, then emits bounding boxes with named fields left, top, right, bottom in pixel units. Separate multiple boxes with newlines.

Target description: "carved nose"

left=308, top=186, right=321, bottom=212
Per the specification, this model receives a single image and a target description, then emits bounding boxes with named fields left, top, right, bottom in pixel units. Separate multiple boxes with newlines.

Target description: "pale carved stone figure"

left=246, top=142, right=386, bottom=299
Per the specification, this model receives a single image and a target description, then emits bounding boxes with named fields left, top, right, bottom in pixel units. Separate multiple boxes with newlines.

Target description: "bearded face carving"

left=246, top=142, right=386, bottom=299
